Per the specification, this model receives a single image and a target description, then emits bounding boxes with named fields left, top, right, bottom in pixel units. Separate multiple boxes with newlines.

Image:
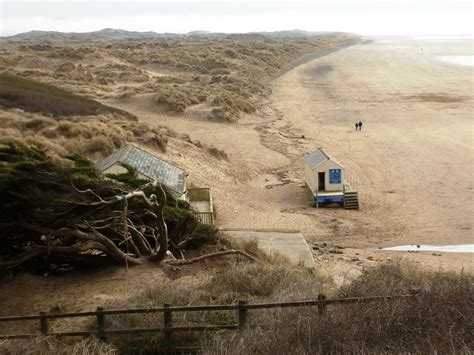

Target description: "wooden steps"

left=344, top=191, right=359, bottom=210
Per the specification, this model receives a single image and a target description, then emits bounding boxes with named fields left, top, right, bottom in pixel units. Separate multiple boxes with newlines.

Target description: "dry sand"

left=120, top=39, right=473, bottom=272
left=0, top=38, right=472, bottom=325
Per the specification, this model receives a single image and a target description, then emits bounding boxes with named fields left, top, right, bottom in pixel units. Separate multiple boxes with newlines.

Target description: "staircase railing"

left=344, top=171, right=357, bottom=192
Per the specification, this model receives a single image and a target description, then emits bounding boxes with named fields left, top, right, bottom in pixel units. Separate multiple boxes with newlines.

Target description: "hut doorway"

left=318, top=172, right=326, bottom=191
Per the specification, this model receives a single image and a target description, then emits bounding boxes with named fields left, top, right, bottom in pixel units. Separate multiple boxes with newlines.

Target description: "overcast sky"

left=1, top=0, right=472, bottom=36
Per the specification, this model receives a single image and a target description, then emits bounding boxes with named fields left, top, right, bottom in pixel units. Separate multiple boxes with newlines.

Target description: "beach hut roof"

left=304, top=148, right=343, bottom=169
left=96, top=144, right=186, bottom=194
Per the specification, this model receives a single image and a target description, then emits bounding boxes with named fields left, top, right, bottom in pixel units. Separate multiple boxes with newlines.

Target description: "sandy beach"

left=121, top=38, right=473, bottom=272
left=0, top=37, right=472, bottom=339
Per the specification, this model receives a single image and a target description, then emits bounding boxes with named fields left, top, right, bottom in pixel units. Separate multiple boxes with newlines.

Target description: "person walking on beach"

left=355, top=122, right=359, bottom=131
left=358, top=121, right=363, bottom=130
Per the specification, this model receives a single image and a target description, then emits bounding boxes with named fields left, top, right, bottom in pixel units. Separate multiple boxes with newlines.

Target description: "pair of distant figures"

left=355, top=121, right=363, bottom=131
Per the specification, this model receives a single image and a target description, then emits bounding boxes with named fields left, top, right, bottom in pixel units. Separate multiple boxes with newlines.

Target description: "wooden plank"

left=238, top=300, right=248, bottom=329
left=39, top=312, right=49, bottom=335
left=0, top=333, right=38, bottom=339
left=0, top=310, right=97, bottom=321
left=0, top=315, right=44, bottom=322
left=220, top=228, right=302, bottom=233
left=163, top=304, right=172, bottom=343
left=96, top=307, right=107, bottom=341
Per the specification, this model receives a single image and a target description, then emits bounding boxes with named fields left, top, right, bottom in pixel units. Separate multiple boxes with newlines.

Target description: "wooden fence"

left=194, top=212, right=214, bottom=225
left=188, top=187, right=214, bottom=225
left=0, top=294, right=415, bottom=341
left=187, top=188, right=211, bottom=202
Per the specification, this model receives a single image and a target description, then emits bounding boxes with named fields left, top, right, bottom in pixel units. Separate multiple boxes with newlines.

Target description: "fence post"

left=318, top=294, right=327, bottom=316
left=96, top=307, right=107, bottom=341
left=39, top=312, right=49, bottom=335
left=163, top=304, right=173, bottom=344
left=238, top=300, right=248, bottom=329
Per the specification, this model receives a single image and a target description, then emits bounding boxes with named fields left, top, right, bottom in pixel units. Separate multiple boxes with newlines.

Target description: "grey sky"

left=1, top=1, right=472, bottom=36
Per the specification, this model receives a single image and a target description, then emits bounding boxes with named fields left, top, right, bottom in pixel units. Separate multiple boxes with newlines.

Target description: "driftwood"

left=166, top=250, right=260, bottom=266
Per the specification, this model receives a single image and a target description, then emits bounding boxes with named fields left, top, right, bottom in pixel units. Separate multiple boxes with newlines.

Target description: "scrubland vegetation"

left=0, top=31, right=356, bottom=165
left=0, top=73, right=135, bottom=119
left=0, top=32, right=357, bottom=178
left=0, top=107, right=169, bottom=160
left=0, top=31, right=357, bottom=168
left=1, top=260, right=472, bottom=353
left=211, top=262, right=473, bottom=354
left=1, top=32, right=357, bottom=121
left=0, top=73, right=173, bottom=160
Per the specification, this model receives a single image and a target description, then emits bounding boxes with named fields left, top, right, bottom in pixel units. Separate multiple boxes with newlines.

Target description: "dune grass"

left=0, top=73, right=135, bottom=119
left=209, top=261, right=474, bottom=354
left=2, top=32, right=358, bottom=121
left=0, top=109, right=167, bottom=161
left=0, top=259, right=470, bottom=353
left=100, top=259, right=472, bottom=353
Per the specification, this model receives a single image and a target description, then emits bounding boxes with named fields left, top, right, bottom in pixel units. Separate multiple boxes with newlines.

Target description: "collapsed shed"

left=95, top=144, right=187, bottom=200
left=96, top=144, right=215, bottom=223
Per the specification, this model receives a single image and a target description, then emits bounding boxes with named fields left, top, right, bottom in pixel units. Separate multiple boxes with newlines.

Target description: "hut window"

left=329, top=169, right=341, bottom=184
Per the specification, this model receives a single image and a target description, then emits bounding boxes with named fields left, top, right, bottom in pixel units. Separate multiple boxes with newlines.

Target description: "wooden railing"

left=195, top=211, right=214, bottom=225
left=0, top=294, right=416, bottom=341
left=188, top=187, right=214, bottom=225
left=344, top=171, right=357, bottom=192
left=187, top=188, right=211, bottom=202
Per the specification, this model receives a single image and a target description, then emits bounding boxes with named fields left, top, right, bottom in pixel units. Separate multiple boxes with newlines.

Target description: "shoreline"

left=265, top=38, right=361, bottom=87
left=263, top=38, right=473, bottom=271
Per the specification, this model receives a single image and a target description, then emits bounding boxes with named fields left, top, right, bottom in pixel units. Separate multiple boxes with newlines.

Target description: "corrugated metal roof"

left=95, top=144, right=186, bottom=194
left=304, top=148, right=344, bottom=169
left=304, top=148, right=328, bottom=168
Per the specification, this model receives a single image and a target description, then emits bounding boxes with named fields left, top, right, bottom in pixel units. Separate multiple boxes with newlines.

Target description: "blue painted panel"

left=329, top=169, right=341, bottom=184
left=316, top=195, right=344, bottom=203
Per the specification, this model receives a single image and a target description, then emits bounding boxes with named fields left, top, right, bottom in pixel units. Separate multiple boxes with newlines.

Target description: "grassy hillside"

left=0, top=73, right=135, bottom=119
left=1, top=32, right=359, bottom=121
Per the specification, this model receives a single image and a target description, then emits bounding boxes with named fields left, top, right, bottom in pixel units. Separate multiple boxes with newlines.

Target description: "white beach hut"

left=304, top=148, right=358, bottom=209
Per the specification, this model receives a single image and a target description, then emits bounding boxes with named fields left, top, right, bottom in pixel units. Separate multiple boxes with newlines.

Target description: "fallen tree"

left=0, top=144, right=216, bottom=271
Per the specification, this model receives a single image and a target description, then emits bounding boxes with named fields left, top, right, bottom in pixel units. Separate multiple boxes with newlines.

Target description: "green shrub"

left=105, top=163, right=149, bottom=190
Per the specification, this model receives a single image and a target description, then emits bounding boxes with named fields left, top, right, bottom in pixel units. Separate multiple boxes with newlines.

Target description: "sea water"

left=383, top=244, right=474, bottom=253
left=436, top=55, right=474, bottom=66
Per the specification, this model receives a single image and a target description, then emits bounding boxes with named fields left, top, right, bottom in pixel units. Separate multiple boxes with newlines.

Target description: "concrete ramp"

left=221, top=228, right=315, bottom=268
